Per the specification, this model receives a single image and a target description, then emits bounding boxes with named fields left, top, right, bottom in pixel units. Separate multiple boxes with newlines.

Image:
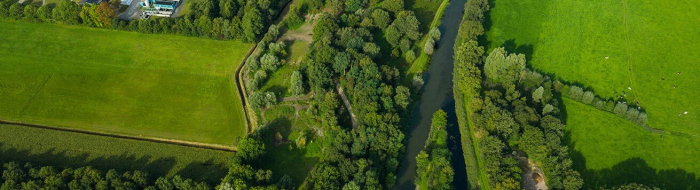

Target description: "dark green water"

left=394, top=0, right=468, bottom=189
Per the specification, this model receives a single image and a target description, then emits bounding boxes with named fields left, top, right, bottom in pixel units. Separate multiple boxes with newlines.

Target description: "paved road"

left=171, top=0, right=187, bottom=17
left=119, top=0, right=142, bottom=21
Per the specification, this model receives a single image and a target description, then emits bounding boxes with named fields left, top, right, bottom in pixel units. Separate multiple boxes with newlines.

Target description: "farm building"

left=140, top=0, right=178, bottom=17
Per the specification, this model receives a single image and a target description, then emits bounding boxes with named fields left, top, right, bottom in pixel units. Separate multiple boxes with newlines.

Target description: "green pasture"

left=485, top=0, right=700, bottom=135
left=564, top=99, right=700, bottom=189
left=0, top=124, right=232, bottom=185
left=0, top=21, right=252, bottom=145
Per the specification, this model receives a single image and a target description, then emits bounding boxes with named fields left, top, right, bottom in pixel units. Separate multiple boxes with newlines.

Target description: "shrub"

left=582, top=91, right=595, bottom=104
left=561, top=85, right=571, bottom=96
left=635, top=113, right=648, bottom=125
left=424, top=38, right=435, bottom=55
left=428, top=27, right=441, bottom=41
left=405, top=50, right=416, bottom=63
left=543, top=104, right=554, bottom=115
left=613, top=102, right=628, bottom=117
left=260, top=53, right=280, bottom=72
left=593, top=99, right=605, bottom=110
left=413, top=74, right=424, bottom=90
left=290, top=70, right=305, bottom=96
left=568, top=86, right=584, bottom=101
left=604, top=101, right=615, bottom=112
left=249, top=91, right=276, bottom=110
left=626, top=108, right=640, bottom=121
left=553, top=81, right=564, bottom=92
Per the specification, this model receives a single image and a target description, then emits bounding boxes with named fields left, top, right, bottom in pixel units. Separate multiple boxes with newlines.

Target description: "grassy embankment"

left=402, top=0, right=450, bottom=84
left=485, top=0, right=700, bottom=188
left=0, top=20, right=252, bottom=146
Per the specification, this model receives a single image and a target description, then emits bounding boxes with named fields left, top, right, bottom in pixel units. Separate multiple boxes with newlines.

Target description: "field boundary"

left=0, top=119, right=237, bottom=152
left=236, top=0, right=295, bottom=132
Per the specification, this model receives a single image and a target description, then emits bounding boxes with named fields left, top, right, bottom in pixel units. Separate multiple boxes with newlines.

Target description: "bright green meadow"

left=564, top=99, right=700, bottom=189
left=485, top=0, right=700, bottom=187
left=0, top=124, right=232, bottom=185
left=486, top=0, right=700, bottom=134
left=0, top=20, right=252, bottom=145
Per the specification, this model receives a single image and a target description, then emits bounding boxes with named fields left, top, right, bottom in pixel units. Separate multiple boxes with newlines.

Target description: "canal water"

left=394, top=0, right=468, bottom=189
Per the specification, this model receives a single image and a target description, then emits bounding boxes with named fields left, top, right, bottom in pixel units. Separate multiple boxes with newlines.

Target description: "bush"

left=594, top=99, right=605, bottom=110
left=561, top=85, right=571, bottom=96
left=568, top=86, right=584, bottom=101
left=604, top=101, right=615, bottom=112
left=424, top=38, right=435, bottom=55
left=553, top=81, right=564, bottom=92
left=428, top=27, right=441, bottom=41
left=582, top=91, right=595, bottom=104
left=625, top=107, right=640, bottom=121
left=635, top=113, right=648, bottom=125
left=613, top=102, right=628, bottom=117
left=405, top=50, right=416, bottom=63
left=249, top=91, right=277, bottom=110
left=543, top=104, right=554, bottom=115
left=260, top=53, right=280, bottom=71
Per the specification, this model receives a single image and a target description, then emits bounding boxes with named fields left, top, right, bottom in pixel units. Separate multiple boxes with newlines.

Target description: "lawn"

left=563, top=99, right=700, bottom=189
left=0, top=124, right=232, bottom=185
left=485, top=0, right=700, bottom=135
left=0, top=20, right=252, bottom=145
left=260, top=64, right=299, bottom=97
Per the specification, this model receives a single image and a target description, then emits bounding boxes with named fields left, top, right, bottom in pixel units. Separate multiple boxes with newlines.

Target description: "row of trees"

left=0, top=0, right=283, bottom=42
left=0, top=162, right=210, bottom=190
left=453, top=0, right=584, bottom=189
left=415, top=110, right=454, bottom=190
left=559, top=83, right=648, bottom=126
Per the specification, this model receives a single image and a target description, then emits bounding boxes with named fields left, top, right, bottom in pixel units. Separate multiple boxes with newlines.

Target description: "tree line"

left=415, top=110, right=454, bottom=190
left=453, top=0, right=584, bottom=189
left=0, top=161, right=211, bottom=190
left=0, top=0, right=285, bottom=42
left=559, top=83, right=648, bottom=127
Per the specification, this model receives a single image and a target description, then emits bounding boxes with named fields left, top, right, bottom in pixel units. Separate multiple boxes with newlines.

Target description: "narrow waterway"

left=394, top=0, right=468, bottom=189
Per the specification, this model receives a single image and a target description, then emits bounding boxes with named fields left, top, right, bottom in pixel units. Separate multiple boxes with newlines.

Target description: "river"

left=394, top=0, right=468, bottom=189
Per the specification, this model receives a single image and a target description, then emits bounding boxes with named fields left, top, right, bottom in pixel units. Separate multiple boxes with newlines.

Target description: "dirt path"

left=0, top=119, right=236, bottom=152
left=260, top=104, right=310, bottom=123
left=335, top=80, right=357, bottom=129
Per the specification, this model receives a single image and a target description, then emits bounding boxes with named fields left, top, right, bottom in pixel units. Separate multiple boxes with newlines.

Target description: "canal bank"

left=394, top=0, right=469, bottom=189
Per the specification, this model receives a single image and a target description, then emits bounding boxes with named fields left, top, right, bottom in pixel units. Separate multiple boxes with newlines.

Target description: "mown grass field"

left=485, top=0, right=700, bottom=187
left=564, top=99, right=700, bottom=189
left=0, top=20, right=252, bottom=145
left=485, top=0, right=700, bottom=134
left=0, top=124, right=232, bottom=185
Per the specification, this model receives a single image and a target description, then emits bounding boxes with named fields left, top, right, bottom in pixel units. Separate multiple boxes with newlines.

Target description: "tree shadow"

left=0, top=142, right=228, bottom=185
left=501, top=39, right=534, bottom=62
left=478, top=0, right=497, bottom=49
left=259, top=117, right=319, bottom=187
left=566, top=140, right=700, bottom=189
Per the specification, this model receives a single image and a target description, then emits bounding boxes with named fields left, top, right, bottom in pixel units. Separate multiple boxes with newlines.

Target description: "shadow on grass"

left=0, top=142, right=228, bottom=185
left=569, top=149, right=700, bottom=189
left=259, top=118, right=319, bottom=187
